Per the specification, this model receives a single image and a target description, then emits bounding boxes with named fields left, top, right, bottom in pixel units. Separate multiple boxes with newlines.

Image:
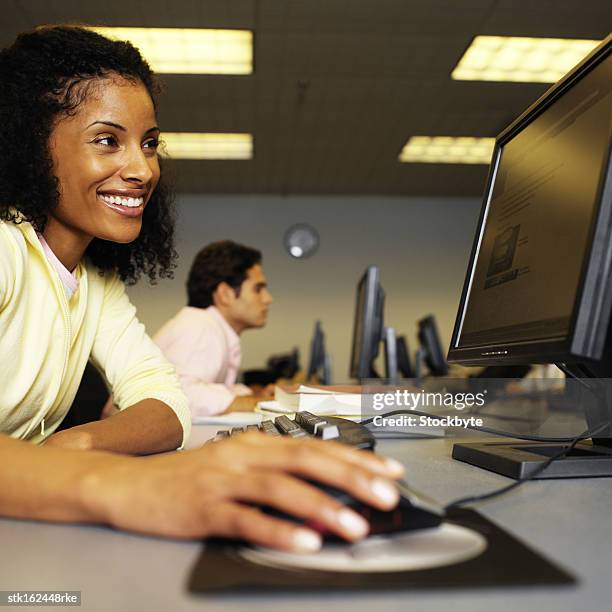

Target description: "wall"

left=127, top=194, right=482, bottom=382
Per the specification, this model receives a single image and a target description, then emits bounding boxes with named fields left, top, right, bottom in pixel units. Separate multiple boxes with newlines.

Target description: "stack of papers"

left=269, top=384, right=363, bottom=416
left=192, top=385, right=446, bottom=438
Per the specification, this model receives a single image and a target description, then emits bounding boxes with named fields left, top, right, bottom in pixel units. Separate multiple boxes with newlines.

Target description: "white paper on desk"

left=191, top=412, right=264, bottom=426
left=258, top=399, right=361, bottom=417
left=257, top=400, right=290, bottom=413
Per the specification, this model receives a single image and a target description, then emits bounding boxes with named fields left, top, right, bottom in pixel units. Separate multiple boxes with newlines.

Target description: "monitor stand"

left=452, top=361, right=612, bottom=479
left=452, top=440, right=612, bottom=479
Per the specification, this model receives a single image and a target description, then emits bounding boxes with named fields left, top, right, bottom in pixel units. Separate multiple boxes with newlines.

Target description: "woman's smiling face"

left=47, top=75, right=160, bottom=254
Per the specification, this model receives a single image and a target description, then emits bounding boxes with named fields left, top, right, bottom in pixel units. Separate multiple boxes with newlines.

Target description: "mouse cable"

left=358, top=409, right=609, bottom=509
left=443, top=420, right=609, bottom=511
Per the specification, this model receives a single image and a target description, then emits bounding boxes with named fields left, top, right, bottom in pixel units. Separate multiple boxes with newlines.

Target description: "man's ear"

left=213, top=282, right=236, bottom=308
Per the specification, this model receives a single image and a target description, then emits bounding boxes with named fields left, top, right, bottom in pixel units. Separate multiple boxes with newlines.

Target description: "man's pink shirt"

left=154, top=306, right=251, bottom=416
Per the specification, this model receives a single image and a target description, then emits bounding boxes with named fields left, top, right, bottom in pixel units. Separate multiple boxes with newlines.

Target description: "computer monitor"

left=448, top=35, right=612, bottom=478
left=307, top=321, right=331, bottom=384
left=396, top=335, right=415, bottom=378
left=383, top=326, right=399, bottom=382
left=350, top=265, right=385, bottom=380
left=307, top=321, right=324, bottom=378
left=418, top=315, right=449, bottom=377
left=267, top=348, right=300, bottom=380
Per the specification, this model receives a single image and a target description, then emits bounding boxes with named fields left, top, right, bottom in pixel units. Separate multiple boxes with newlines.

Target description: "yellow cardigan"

left=0, top=219, right=191, bottom=447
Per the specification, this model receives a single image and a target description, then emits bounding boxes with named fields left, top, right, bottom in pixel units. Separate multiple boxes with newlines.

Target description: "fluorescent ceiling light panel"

left=92, top=27, right=253, bottom=74
left=452, top=36, right=600, bottom=83
left=398, top=137, right=495, bottom=164
left=161, top=133, right=253, bottom=160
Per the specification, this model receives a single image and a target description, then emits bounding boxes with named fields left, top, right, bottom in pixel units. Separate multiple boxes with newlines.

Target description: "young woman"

left=0, top=26, right=403, bottom=551
left=0, top=25, right=188, bottom=453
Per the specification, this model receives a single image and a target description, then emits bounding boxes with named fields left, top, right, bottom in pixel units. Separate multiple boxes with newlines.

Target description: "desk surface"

left=1, top=426, right=611, bottom=612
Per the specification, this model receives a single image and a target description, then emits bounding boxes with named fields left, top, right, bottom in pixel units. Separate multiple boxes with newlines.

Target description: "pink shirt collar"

left=36, top=233, right=79, bottom=297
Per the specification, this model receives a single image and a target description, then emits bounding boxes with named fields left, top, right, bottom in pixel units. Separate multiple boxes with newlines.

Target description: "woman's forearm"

left=0, top=430, right=404, bottom=550
left=45, top=400, right=184, bottom=454
left=0, top=433, right=124, bottom=522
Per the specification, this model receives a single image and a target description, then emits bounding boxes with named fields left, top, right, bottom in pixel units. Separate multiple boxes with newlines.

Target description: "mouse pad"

left=188, top=509, right=575, bottom=592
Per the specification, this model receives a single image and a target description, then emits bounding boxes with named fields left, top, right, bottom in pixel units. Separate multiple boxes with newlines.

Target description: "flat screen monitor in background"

left=307, top=321, right=324, bottom=378
left=417, top=315, right=449, bottom=377
left=384, top=331, right=417, bottom=381
left=396, top=335, right=415, bottom=379
left=383, top=326, right=398, bottom=383
left=267, top=348, right=300, bottom=380
left=307, top=321, right=331, bottom=384
left=350, top=265, right=385, bottom=380
left=448, top=35, right=612, bottom=478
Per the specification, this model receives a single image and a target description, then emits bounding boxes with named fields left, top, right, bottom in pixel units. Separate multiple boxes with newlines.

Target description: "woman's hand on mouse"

left=80, top=431, right=405, bottom=552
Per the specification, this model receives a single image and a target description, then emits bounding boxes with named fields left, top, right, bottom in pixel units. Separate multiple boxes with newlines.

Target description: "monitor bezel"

left=419, top=315, right=449, bottom=375
left=349, top=265, right=384, bottom=379
left=307, top=321, right=325, bottom=378
left=448, top=35, right=612, bottom=367
left=396, top=335, right=415, bottom=378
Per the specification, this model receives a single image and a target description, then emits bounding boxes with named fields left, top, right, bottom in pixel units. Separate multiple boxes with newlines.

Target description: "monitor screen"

left=350, top=266, right=385, bottom=379
left=452, top=43, right=611, bottom=361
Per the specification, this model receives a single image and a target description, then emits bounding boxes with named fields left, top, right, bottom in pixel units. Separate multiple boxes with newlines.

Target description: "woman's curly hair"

left=0, top=25, right=176, bottom=284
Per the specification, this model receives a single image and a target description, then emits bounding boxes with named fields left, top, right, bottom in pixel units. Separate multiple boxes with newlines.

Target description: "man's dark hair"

left=187, top=241, right=262, bottom=309
left=0, top=25, right=176, bottom=285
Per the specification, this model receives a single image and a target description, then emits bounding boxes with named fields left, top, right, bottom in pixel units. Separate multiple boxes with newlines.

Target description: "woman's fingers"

left=239, top=431, right=405, bottom=479
left=219, top=470, right=369, bottom=541
left=96, top=432, right=407, bottom=549
left=205, top=502, right=323, bottom=552
left=206, top=433, right=402, bottom=510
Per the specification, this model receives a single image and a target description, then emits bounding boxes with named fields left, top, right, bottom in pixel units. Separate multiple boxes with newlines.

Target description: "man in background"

left=154, top=240, right=273, bottom=415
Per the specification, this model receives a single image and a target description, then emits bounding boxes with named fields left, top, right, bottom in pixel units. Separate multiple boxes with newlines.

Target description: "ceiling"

left=2, top=0, right=610, bottom=196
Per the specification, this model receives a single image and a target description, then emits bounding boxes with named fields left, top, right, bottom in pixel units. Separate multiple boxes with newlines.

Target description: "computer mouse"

left=263, top=479, right=445, bottom=541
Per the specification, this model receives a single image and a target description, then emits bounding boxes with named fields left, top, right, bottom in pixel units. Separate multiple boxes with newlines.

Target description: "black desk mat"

left=188, top=509, right=575, bottom=593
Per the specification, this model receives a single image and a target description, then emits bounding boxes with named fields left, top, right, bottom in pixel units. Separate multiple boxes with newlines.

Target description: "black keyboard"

left=211, top=411, right=376, bottom=449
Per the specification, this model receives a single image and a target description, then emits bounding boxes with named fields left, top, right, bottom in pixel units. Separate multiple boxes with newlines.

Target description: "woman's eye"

left=143, top=138, right=159, bottom=150
left=93, top=135, right=118, bottom=147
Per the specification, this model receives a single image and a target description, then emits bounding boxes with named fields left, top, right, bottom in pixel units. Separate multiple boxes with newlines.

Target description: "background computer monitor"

left=267, top=348, right=300, bottom=380
left=350, top=265, right=385, bottom=380
left=307, top=321, right=331, bottom=384
left=383, top=326, right=398, bottom=382
left=244, top=348, right=300, bottom=387
left=396, top=335, right=415, bottom=378
left=418, top=315, right=449, bottom=376
left=307, top=321, right=324, bottom=378
left=448, top=35, right=612, bottom=477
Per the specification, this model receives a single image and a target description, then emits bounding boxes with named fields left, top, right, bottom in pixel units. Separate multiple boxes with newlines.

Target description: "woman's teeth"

left=99, top=194, right=144, bottom=208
